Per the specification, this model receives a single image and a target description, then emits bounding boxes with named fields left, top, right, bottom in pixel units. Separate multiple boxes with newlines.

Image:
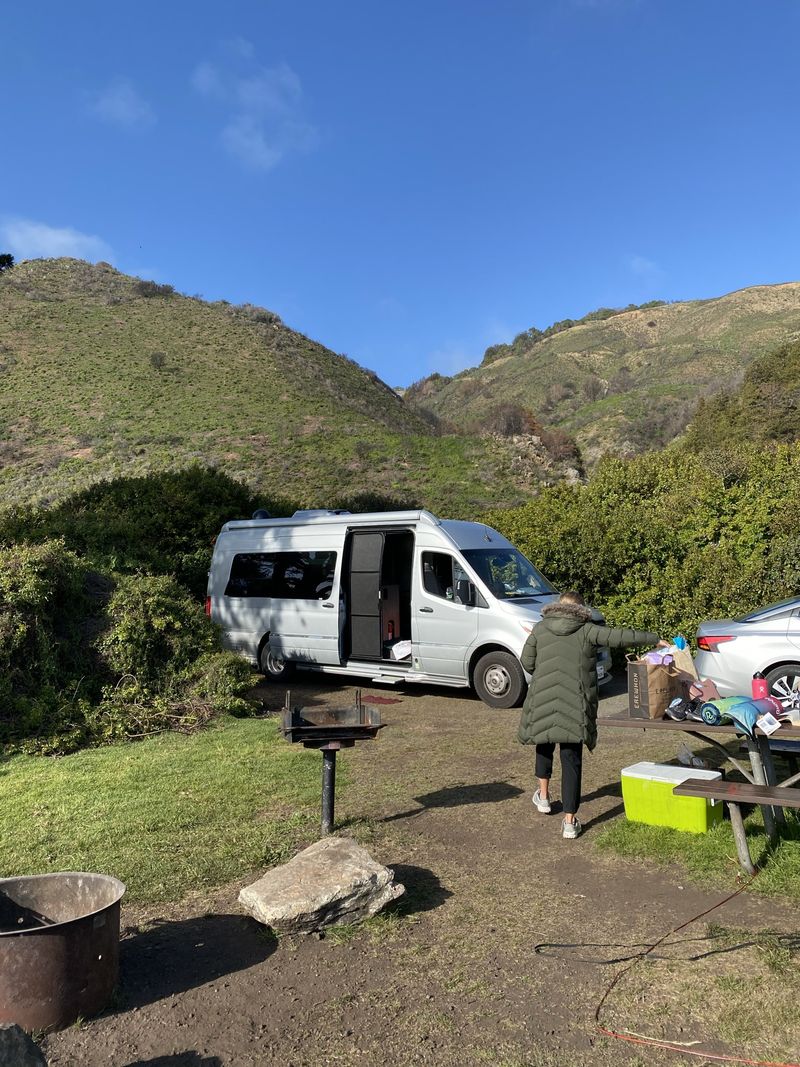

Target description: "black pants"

left=535, top=742, right=583, bottom=815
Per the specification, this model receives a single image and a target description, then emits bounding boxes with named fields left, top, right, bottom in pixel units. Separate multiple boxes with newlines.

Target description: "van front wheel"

left=473, top=651, right=525, bottom=709
left=259, top=646, right=294, bottom=681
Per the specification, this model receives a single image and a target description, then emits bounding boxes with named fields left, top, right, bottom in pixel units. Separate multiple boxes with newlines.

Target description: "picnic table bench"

left=673, top=778, right=800, bottom=875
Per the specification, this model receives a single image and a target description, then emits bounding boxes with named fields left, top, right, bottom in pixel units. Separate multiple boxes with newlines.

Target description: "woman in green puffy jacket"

left=519, top=591, right=663, bottom=839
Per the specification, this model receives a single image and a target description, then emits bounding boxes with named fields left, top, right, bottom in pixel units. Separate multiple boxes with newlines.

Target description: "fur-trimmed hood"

left=541, top=601, right=593, bottom=623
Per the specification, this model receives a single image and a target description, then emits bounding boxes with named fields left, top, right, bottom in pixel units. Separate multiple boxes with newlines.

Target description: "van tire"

left=473, top=651, right=525, bottom=709
left=259, top=646, right=294, bottom=681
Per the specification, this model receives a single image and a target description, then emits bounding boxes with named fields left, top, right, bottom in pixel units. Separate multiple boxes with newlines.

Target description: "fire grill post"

left=321, top=746, right=337, bottom=835
left=281, top=690, right=385, bottom=837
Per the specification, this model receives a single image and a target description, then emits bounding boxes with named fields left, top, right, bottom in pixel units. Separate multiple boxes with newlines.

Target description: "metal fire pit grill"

left=0, top=872, right=126, bottom=1032
left=281, top=690, right=385, bottom=834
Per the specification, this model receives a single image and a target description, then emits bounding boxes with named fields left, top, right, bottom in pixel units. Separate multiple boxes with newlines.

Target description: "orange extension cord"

left=593, top=876, right=800, bottom=1066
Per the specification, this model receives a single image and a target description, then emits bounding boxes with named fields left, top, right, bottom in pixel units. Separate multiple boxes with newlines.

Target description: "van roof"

left=220, top=509, right=442, bottom=533
left=218, top=510, right=514, bottom=550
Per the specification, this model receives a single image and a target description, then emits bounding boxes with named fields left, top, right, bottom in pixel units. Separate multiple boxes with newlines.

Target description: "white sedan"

left=694, top=597, right=800, bottom=706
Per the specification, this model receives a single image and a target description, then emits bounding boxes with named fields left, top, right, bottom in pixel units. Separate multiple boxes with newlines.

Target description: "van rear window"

left=225, top=551, right=337, bottom=599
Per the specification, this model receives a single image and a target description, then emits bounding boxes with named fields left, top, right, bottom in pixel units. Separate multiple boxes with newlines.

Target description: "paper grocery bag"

left=670, top=645, right=698, bottom=680
left=627, top=656, right=682, bottom=719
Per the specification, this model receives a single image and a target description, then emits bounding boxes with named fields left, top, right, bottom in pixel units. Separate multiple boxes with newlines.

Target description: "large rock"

left=238, top=836, right=405, bottom=934
left=0, top=1025, right=46, bottom=1067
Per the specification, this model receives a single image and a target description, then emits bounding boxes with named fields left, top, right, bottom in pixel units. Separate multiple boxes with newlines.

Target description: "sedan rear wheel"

left=765, top=664, right=800, bottom=709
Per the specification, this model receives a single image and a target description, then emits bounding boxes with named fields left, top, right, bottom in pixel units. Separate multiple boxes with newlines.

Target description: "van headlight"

left=519, top=621, right=535, bottom=634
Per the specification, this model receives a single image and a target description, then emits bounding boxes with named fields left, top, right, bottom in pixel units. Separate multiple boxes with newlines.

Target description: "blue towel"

left=699, top=695, right=768, bottom=737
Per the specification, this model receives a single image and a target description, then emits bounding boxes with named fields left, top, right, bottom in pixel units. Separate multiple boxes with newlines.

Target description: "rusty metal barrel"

left=0, top=872, right=126, bottom=1031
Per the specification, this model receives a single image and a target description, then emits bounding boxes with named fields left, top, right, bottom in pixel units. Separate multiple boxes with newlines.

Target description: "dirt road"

left=44, top=676, right=800, bottom=1066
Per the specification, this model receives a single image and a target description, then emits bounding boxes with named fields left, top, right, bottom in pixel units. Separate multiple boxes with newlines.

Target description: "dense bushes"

left=484, top=444, right=800, bottom=640
left=0, top=466, right=291, bottom=596
left=134, top=279, right=175, bottom=298
left=683, top=339, right=800, bottom=452
left=0, top=554, right=254, bottom=755
left=0, top=468, right=279, bottom=753
left=0, top=541, right=100, bottom=740
left=99, top=575, right=219, bottom=689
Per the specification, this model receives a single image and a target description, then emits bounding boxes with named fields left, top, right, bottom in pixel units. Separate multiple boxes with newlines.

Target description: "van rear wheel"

left=259, top=646, right=294, bottom=681
left=473, top=651, right=525, bottom=709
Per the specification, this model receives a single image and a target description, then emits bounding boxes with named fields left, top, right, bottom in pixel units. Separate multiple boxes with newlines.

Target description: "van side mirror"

left=456, top=579, right=475, bottom=606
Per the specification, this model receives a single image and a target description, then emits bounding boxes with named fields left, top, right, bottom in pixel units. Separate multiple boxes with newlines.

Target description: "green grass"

left=597, top=809, right=800, bottom=901
left=0, top=716, right=327, bottom=903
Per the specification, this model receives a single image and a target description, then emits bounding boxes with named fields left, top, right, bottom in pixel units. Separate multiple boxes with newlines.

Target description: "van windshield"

left=461, top=549, right=556, bottom=600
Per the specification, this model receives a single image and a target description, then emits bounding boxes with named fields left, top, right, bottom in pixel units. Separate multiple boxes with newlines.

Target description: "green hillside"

left=681, top=337, right=800, bottom=452
left=405, top=284, right=800, bottom=462
left=0, top=259, right=573, bottom=516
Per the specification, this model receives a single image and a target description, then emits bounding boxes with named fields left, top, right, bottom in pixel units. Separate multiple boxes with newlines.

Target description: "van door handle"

left=420, top=606, right=434, bottom=613
left=322, top=602, right=335, bottom=608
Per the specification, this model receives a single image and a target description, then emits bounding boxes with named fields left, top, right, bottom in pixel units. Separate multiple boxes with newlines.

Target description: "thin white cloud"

left=222, top=116, right=284, bottom=171
left=628, top=253, right=665, bottom=280
left=236, top=64, right=303, bottom=116
left=224, top=36, right=255, bottom=60
left=0, top=217, right=114, bottom=262
left=191, top=53, right=318, bottom=172
left=191, top=62, right=225, bottom=98
left=428, top=342, right=476, bottom=377
left=89, top=78, right=155, bottom=129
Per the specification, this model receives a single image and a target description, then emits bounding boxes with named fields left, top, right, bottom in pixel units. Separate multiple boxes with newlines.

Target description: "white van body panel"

left=210, top=524, right=345, bottom=667
left=207, top=509, right=609, bottom=704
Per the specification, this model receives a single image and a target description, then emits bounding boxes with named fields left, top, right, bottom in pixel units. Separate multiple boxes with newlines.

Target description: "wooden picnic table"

left=601, top=714, right=800, bottom=840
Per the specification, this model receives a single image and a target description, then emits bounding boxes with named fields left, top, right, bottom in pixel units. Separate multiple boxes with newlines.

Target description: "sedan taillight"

left=697, top=635, right=735, bottom=652
left=204, top=596, right=212, bottom=617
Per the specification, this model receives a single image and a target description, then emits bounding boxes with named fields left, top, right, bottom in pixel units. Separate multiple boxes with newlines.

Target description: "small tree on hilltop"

left=0, top=254, right=14, bottom=273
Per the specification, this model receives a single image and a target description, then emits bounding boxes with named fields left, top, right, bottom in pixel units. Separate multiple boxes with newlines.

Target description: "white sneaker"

left=562, top=816, right=582, bottom=839
left=532, top=789, right=551, bottom=814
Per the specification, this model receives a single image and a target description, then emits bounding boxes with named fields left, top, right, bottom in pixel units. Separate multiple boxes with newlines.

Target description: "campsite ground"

left=44, top=676, right=800, bottom=1067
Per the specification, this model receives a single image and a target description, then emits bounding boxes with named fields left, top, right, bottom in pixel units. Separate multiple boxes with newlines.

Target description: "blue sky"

left=2, top=1, right=799, bottom=386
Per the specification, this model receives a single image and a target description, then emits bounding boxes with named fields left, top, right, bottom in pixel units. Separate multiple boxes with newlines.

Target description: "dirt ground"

left=43, top=676, right=800, bottom=1067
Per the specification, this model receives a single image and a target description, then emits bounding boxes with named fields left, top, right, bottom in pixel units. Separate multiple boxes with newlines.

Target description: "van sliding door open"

left=345, top=529, right=414, bottom=663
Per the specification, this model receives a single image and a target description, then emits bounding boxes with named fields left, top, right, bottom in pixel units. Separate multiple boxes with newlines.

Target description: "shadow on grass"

left=747, top=813, right=800, bottom=870
left=117, top=914, right=277, bottom=1011
left=383, top=781, right=525, bottom=823
left=389, top=864, right=453, bottom=916
left=581, top=781, right=624, bottom=832
left=125, top=1055, right=223, bottom=1067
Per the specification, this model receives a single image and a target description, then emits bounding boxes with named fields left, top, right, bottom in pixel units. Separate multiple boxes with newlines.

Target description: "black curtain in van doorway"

left=347, top=532, right=383, bottom=660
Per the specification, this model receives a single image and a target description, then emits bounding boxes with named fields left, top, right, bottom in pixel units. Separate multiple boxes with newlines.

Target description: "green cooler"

left=621, top=762, right=723, bottom=833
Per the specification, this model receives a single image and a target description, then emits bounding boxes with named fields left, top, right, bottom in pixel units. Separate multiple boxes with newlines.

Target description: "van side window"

left=225, top=551, right=337, bottom=599
left=422, top=552, right=455, bottom=600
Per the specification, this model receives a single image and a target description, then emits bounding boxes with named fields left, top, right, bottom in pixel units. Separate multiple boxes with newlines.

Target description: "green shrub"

left=134, top=279, right=175, bottom=298
left=0, top=466, right=294, bottom=596
left=484, top=443, right=800, bottom=641
left=0, top=540, right=96, bottom=704
left=179, top=651, right=255, bottom=715
left=99, top=574, right=217, bottom=693
left=682, top=338, right=800, bottom=452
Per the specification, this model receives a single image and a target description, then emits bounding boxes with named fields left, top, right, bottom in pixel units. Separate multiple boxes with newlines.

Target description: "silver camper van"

left=206, top=508, right=610, bottom=708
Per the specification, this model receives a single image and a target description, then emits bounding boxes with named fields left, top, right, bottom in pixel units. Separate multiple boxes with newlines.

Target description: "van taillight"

left=204, top=596, right=211, bottom=617
left=698, top=635, right=734, bottom=652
